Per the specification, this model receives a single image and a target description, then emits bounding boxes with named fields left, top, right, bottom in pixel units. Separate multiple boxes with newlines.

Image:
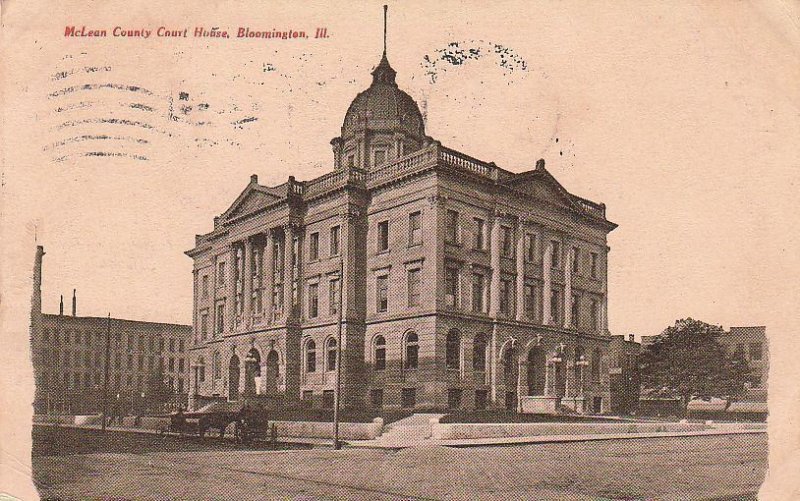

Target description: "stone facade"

left=185, top=45, right=618, bottom=413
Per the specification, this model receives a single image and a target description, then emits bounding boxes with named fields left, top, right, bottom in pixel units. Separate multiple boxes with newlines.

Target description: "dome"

left=340, top=53, right=425, bottom=140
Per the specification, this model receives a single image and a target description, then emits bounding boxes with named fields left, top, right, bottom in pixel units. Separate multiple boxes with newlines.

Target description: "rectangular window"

left=202, top=275, right=209, bottom=298
left=551, top=241, right=561, bottom=268
left=370, top=389, right=384, bottom=408
left=408, top=269, right=421, bottom=307
left=169, top=358, right=175, bottom=372
left=501, top=226, right=513, bottom=257
left=472, top=273, right=485, bottom=313
left=322, top=390, right=335, bottom=409
left=408, top=211, right=422, bottom=246
left=179, top=339, right=184, bottom=352
left=169, top=338, right=175, bottom=352
left=374, top=149, right=387, bottom=166
left=475, top=389, right=488, bottom=410
left=448, top=389, right=462, bottom=410
left=550, top=290, right=561, bottom=324
left=376, top=275, right=389, bottom=312
left=329, top=278, right=340, bottom=315
left=590, top=299, right=599, bottom=331
left=377, top=220, right=391, bottom=252
left=330, top=226, right=340, bottom=256
left=474, top=218, right=485, bottom=250
left=499, top=278, right=512, bottom=314
left=177, top=378, right=184, bottom=393
left=179, top=358, right=184, bottom=372
left=308, top=232, right=319, bottom=261
left=401, top=388, right=416, bottom=408
left=445, top=267, right=459, bottom=308
left=749, top=342, right=762, bottom=361
left=347, top=154, right=355, bottom=168
left=308, top=283, right=319, bottom=318
left=524, top=284, right=536, bottom=320
left=200, top=312, right=208, bottom=339
left=525, top=234, right=536, bottom=262
left=570, top=295, right=579, bottom=327
left=217, top=261, right=226, bottom=286
left=590, top=252, right=599, bottom=278
left=445, top=210, right=459, bottom=244
left=572, top=247, right=580, bottom=274
left=216, top=303, right=225, bottom=333
left=303, top=390, right=314, bottom=402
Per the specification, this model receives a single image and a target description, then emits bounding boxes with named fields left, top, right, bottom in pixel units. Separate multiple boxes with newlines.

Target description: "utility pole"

left=333, top=259, right=344, bottom=449
left=101, top=314, right=112, bottom=431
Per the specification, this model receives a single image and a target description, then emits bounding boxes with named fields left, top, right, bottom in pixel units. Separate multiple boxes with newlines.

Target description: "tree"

left=145, top=367, right=172, bottom=413
left=639, top=318, right=751, bottom=413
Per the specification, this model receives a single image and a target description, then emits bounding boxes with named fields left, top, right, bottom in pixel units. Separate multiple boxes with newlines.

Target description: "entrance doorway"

left=264, top=350, right=279, bottom=394
left=228, top=355, right=240, bottom=401
left=527, top=347, right=546, bottom=396
left=593, top=396, right=603, bottom=414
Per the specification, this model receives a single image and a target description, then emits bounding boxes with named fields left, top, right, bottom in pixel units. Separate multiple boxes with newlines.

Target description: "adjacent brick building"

left=30, top=246, right=191, bottom=415
left=186, top=39, right=618, bottom=413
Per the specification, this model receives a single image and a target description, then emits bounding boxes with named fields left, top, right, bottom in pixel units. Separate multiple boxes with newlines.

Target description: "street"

left=32, top=426, right=766, bottom=500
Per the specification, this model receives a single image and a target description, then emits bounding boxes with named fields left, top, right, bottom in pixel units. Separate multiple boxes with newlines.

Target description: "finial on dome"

left=383, top=5, right=388, bottom=57
left=372, top=5, right=396, bottom=85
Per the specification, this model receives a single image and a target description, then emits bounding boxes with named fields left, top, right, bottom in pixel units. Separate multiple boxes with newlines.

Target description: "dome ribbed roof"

left=341, top=53, right=425, bottom=139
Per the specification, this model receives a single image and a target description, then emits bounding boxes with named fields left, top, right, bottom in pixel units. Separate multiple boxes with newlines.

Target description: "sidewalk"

left=34, top=422, right=335, bottom=448
left=346, top=426, right=766, bottom=450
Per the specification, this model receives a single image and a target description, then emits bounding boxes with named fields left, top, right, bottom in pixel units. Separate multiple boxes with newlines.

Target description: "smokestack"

left=31, top=246, right=45, bottom=342
left=72, top=289, right=77, bottom=316
left=59, top=295, right=64, bottom=316
left=629, top=334, right=635, bottom=342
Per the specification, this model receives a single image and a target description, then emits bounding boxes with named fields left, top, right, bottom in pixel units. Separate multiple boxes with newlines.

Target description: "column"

left=564, top=246, right=573, bottom=328
left=283, top=224, right=294, bottom=321
left=542, top=241, right=553, bottom=325
left=602, top=249, right=609, bottom=334
left=226, top=244, right=237, bottom=332
left=516, top=357, right=526, bottom=412
left=264, top=230, right=274, bottom=323
left=243, top=238, right=253, bottom=327
left=489, top=215, right=501, bottom=316
left=515, top=224, right=526, bottom=321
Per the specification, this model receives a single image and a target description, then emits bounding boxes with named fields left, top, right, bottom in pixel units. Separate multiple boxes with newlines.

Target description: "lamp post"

left=576, top=355, right=589, bottom=412
left=333, top=259, right=344, bottom=450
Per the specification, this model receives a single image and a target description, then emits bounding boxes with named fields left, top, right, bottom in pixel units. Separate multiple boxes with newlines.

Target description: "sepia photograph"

left=1, top=1, right=799, bottom=499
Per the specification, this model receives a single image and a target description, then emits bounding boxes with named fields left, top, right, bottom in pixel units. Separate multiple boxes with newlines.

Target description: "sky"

left=3, top=0, right=799, bottom=340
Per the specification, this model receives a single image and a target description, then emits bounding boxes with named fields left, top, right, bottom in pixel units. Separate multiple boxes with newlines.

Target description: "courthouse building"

left=186, top=35, right=618, bottom=413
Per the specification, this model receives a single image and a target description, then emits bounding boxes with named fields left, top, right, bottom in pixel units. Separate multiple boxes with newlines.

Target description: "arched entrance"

left=527, top=346, right=546, bottom=396
left=264, top=350, right=279, bottom=394
left=244, top=348, right=261, bottom=395
left=502, top=343, right=518, bottom=411
left=228, top=355, right=240, bottom=401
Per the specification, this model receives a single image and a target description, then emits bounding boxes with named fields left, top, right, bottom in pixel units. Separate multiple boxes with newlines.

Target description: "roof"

left=41, top=313, right=190, bottom=330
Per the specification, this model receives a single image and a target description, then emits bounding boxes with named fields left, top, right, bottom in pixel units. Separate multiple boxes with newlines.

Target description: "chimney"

left=628, top=334, right=635, bottom=342
left=72, top=289, right=77, bottom=316
left=31, top=246, right=45, bottom=342
left=250, top=174, right=258, bottom=184
left=535, top=158, right=546, bottom=170
left=59, top=295, right=64, bottom=315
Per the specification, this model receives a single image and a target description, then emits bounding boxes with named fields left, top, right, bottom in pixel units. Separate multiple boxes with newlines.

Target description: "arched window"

left=473, top=334, right=487, bottom=371
left=326, top=338, right=337, bottom=371
left=213, top=351, right=221, bottom=379
left=404, top=332, right=419, bottom=370
left=446, top=330, right=460, bottom=370
left=591, top=348, right=602, bottom=381
left=374, top=335, right=386, bottom=371
left=305, top=340, right=316, bottom=373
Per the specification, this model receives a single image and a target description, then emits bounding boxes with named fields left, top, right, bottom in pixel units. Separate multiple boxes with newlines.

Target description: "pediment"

left=510, top=173, right=577, bottom=211
left=222, top=185, right=280, bottom=221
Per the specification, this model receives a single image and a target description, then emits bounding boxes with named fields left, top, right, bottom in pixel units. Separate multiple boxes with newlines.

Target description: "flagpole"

left=333, top=258, right=344, bottom=449
left=101, top=313, right=112, bottom=431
